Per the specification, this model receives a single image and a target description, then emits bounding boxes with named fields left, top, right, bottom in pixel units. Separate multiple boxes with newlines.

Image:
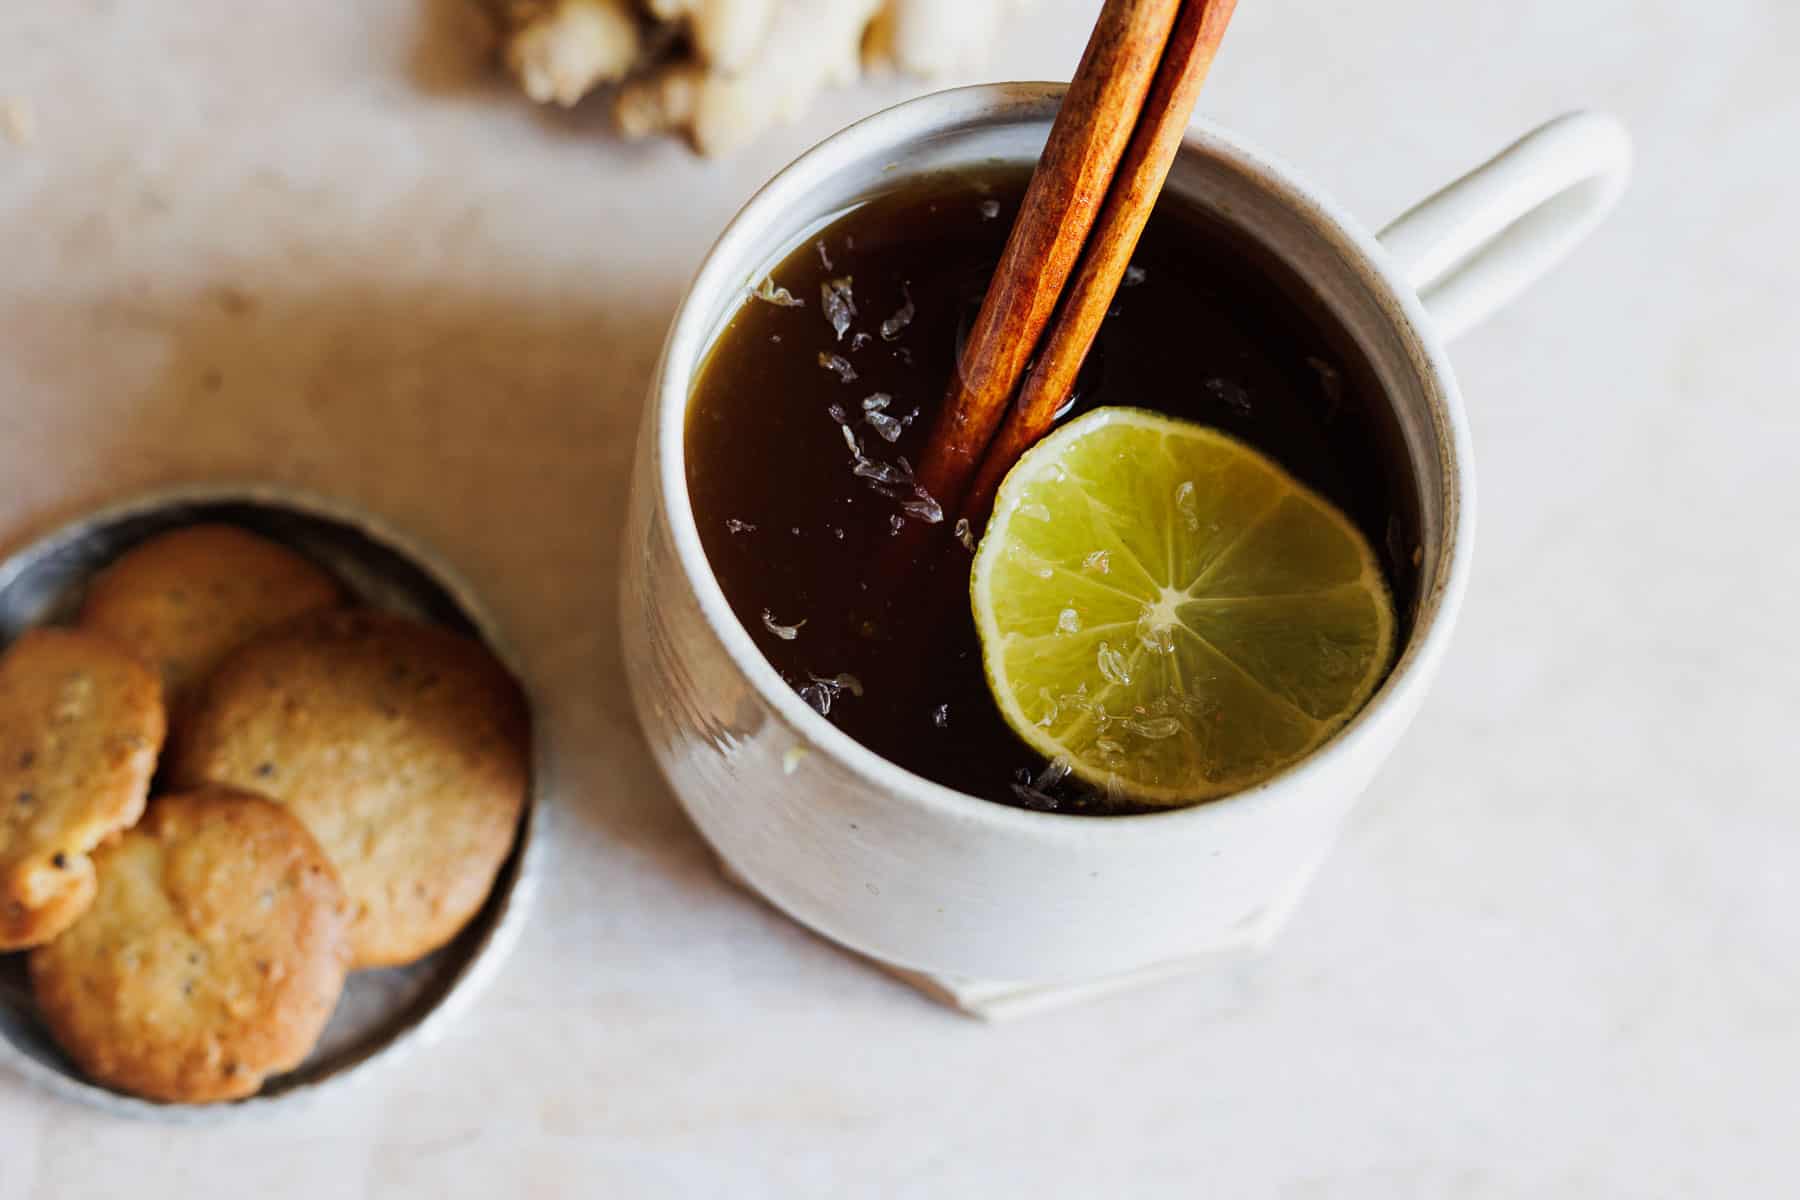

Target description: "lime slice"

left=970, top=407, right=1397, bottom=807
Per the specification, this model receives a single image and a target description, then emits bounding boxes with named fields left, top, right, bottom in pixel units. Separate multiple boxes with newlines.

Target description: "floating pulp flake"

left=1082, top=549, right=1111, bottom=575
left=1056, top=607, right=1081, bottom=635
left=819, top=352, right=858, bottom=383
left=800, top=671, right=864, bottom=716
left=1097, top=641, right=1131, bottom=685
left=1125, top=716, right=1180, bottom=740
left=842, top=442, right=940, bottom=523
left=828, top=402, right=849, bottom=424
left=817, top=241, right=834, bottom=271
left=840, top=424, right=861, bottom=455
left=1175, top=481, right=1199, bottom=531
left=979, top=199, right=1001, bottom=220
left=821, top=276, right=856, bottom=341
left=751, top=277, right=803, bottom=307
left=866, top=412, right=903, bottom=443
left=725, top=518, right=757, bottom=534
left=880, top=285, right=915, bottom=341
left=901, top=492, right=943, bottom=524
left=861, top=395, right=900, bottom=442
left=852, top=331, right=873, bottom=351
left=1123, top=264, right=1147, bottom=288
left=1035, top=758, right=1073, bottom=790
left=954, top=518, right=975, bottom=552
left=932, top=703, right=950, bottom=728
left=853, top=459, right=911, bottom=486
left=1009, top=783, right=1061, bottom=811
left=761, top=609, right=805, bottom=640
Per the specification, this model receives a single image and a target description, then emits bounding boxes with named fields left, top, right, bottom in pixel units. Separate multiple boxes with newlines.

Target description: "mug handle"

left=1377, top=110, right=1632, bottom=342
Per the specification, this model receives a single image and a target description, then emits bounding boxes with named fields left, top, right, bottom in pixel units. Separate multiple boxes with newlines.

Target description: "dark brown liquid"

left=687, top=170, right=1419, bottom=814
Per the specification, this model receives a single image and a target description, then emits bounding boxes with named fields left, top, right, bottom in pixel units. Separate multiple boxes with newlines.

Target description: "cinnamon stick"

left=960, top=0, right=1239, bottom=526
left=911, top=0, right=1182, bottom=520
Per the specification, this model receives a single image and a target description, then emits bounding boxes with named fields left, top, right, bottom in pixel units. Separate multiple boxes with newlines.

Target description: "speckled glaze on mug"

left=622, top=85, right=1629, bottom=983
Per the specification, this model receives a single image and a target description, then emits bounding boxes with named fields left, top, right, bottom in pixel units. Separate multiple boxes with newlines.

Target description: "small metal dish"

left=0, top=484, right=544, bottom=1121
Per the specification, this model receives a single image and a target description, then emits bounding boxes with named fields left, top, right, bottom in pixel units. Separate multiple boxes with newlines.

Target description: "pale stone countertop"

left=0, top=1, right=1792, bottom=1195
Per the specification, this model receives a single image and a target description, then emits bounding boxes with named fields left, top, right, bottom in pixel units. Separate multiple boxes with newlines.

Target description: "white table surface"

left=1, top=1, right=1793, bottom=1195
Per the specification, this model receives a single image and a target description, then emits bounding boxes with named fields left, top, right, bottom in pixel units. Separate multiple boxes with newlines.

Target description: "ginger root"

left=865, top=0, right=1033, bottom=77
left=493, top=0, right=642, bottom=107
left=480, top=0, right=1032, bottom=155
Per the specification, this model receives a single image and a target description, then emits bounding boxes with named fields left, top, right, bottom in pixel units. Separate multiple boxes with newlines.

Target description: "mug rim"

left=652, top=82, right=1473, bottom=839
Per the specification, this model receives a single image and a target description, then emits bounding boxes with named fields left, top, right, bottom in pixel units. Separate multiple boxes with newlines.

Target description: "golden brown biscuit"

left=29, top=787, right=351, bottom=1104
left=169, top=610, right=529, bottom=969
left=0, top=628, right=165, bottom=950
left=79, top=524, right=342, bottom=709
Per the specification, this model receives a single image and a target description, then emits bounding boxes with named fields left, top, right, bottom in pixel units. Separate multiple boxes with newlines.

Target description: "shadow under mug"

left=622, top=85, right=1629, bottom=984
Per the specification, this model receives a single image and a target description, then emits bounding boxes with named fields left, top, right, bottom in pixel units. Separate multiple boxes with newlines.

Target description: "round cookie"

left=0, top=628, right=166, bottom=950
left=29, top=787, right=351, bottom=1104
left=169, top=609, right=529, bottom=969
left=80, top=524, right=342, bottom=709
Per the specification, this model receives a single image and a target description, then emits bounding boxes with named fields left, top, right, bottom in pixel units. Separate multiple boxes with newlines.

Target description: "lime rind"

left=970, top=406, right=1397, bottom=807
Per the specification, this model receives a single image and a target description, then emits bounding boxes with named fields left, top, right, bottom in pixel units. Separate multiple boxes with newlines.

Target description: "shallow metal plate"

left=0, top=484, right=543, bottom=1120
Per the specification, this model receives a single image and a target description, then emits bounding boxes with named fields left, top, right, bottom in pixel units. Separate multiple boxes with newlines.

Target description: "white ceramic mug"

left=621, top=86, right=1629, bottom=984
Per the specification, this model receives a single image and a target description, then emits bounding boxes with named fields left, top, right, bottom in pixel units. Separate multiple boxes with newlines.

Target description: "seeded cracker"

left=0, top=629, right=165, bottom=951
left=169, top=610, right=529, bottom=969
left=80, top=524, right=343, bottom=712
left=29, top=788, right=351, bottom=1103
